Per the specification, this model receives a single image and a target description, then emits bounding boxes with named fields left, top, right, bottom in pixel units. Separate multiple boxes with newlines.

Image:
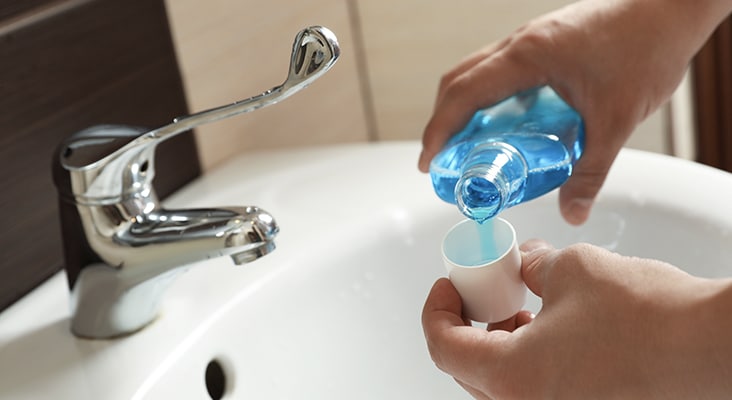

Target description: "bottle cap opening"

left=455, top=168, right=506, bottom=223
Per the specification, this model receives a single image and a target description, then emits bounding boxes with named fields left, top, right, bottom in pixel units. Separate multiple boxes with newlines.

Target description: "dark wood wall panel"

left=693, top=17, right=732, bottom=172
left=0, top=0, right=200, bottom=310
left=0, top=0, right=54, bottom=21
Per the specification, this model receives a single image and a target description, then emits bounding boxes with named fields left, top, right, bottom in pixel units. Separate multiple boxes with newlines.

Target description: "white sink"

left=1, top=142, right=731, bottom=399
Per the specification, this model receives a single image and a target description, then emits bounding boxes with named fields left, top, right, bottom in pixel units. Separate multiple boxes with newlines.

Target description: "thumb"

left=558, top=137, right=623, bottom=225
left=422, top=278, right=507, bottom=386
left=558, top=162, right=608, bottom=225
left=519, top=239, right=555, bottom=297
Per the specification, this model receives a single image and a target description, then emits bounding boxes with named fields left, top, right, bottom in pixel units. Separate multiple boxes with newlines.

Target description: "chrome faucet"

left=52, top=26, right=340, bottom=339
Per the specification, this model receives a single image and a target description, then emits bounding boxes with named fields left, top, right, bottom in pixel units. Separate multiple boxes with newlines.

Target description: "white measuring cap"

left=442, top=217, right=526, bottom=323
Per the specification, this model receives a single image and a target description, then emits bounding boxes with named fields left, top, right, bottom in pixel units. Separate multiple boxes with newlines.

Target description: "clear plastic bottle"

left=430, top=86, right=585, bottom=223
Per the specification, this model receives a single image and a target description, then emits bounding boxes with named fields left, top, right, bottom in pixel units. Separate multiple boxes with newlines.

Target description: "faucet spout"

left=65, top=202, right=277, bottom=339
left=52, top=26, right=339, bottom=339
left=113, top=206, right=278, bottom=271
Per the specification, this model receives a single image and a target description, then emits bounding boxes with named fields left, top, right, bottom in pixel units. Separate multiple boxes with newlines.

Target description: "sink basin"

left=1, top=142, right=731, bottom=399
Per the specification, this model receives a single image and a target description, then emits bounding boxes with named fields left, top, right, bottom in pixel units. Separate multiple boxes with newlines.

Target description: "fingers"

left=455, top=378, right=494, bottom=400
left=558, top=143, right=619, bottom=225
left=422, top=278, right=508, bottom=386
left=418, top=46, right=547, bottom=172
left=433, top=38, right=513, bottom=110
left=487, top=310, right=534, bottom=332
left=519, top=239, right=555, bottom=297
left=422, top=278, right=466, bottom=332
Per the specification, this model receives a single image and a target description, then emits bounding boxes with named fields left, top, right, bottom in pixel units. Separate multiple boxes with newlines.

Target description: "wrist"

left=635, top=276, right=732, bottom=398
left=677, top=277, right=732, bottom=396
left=674, top=0, right=732, bottom=45
left=627, top=0, right=731, bottom=57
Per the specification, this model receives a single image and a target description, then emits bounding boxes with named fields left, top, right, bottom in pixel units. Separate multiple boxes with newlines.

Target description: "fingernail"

left=564, top=198, right=593, bottom=225
left=417, top=150, right=429, bottom=172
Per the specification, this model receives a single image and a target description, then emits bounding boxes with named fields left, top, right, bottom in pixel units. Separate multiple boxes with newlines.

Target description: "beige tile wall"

left=166, top=0, right=670, bottom=171
left=165, top=0, right=369, bottom=170
left=357, top=0, right=574, bottom=141
left=357, top=0, right=669, bottom=152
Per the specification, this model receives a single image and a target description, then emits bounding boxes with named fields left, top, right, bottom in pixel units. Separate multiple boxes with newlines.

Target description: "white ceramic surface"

left=1, top=142, right=731, bottom=399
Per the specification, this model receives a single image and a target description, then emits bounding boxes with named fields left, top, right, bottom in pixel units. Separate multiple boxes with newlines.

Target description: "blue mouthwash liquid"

left=477, top=220, right=500, bottom=263
left=430, top=86, right=584, bottom=223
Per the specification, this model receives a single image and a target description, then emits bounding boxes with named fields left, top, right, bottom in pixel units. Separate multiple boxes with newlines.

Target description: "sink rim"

left=1, top=141, right=731, bottom=399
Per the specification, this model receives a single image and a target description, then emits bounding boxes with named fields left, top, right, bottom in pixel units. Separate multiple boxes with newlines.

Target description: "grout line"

left=345, top=0, right=380, bottom=142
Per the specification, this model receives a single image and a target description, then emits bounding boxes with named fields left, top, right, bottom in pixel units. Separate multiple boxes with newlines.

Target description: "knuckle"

left=549, top=243, right=596, bottom=276
left=426, top=342, right=444, bottom=369
left=423, top=329, right=448, bottom=371
left=438, top=71, right=457, bottom=93
left=565, top=161, right=612, bottom=195
left=505, top=21, right=555, bottom=58
left=561, top=242, right=596, bottom=262
left=500, top=16, right=575, bottom=74
left=441, top=74, right=472, bottom=104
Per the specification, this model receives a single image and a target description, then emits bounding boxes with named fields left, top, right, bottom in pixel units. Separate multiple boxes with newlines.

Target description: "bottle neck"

left=455, top=142, right=528, bottom=223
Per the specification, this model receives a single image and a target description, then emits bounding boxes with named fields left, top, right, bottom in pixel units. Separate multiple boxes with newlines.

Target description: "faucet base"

left=69, top=264, right=183, bottom=339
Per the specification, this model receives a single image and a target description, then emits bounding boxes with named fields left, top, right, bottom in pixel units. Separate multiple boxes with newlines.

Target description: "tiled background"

left=166, top=0, right=673, bottom=170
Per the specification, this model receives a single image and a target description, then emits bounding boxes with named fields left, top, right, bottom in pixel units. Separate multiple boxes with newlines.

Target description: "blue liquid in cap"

left=446, top=219, right=505, bottom=267
left=476, top=220, right=500, bottom=264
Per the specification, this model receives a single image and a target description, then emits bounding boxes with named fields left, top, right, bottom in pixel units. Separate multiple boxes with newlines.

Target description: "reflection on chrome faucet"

left=52, top=26, right=340, bottom=339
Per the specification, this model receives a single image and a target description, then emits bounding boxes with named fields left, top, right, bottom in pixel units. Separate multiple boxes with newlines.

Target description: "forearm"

left=694, top=0, right=732, bottom=26
left=704, top=278, right=732, bottom=395
left=674, top=277, right=732, bottom=397
left=641, top=0, right=732, bottom=57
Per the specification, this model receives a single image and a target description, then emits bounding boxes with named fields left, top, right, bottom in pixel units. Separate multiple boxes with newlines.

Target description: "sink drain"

left=205, top=359, right=227, bottom=400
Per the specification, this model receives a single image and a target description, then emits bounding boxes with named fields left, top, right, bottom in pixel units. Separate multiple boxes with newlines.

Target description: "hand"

left=418, top=0, right=731, bottom=225
left=422, top=240, right=732, bottom=399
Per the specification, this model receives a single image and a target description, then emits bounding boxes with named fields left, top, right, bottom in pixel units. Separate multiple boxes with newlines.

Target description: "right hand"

left=422, top=240, right=732, bottom=399
left=418, top=0, right=731, bottom=225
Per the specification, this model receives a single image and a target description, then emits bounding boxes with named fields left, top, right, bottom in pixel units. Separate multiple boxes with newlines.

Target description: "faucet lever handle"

left=54, top=26, right=339, bottom=204
left=149, top=26, right=340, bottom=140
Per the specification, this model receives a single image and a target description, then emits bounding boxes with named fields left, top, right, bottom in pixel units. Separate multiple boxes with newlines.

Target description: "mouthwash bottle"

left=430, top=86, right=585, bottom=223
